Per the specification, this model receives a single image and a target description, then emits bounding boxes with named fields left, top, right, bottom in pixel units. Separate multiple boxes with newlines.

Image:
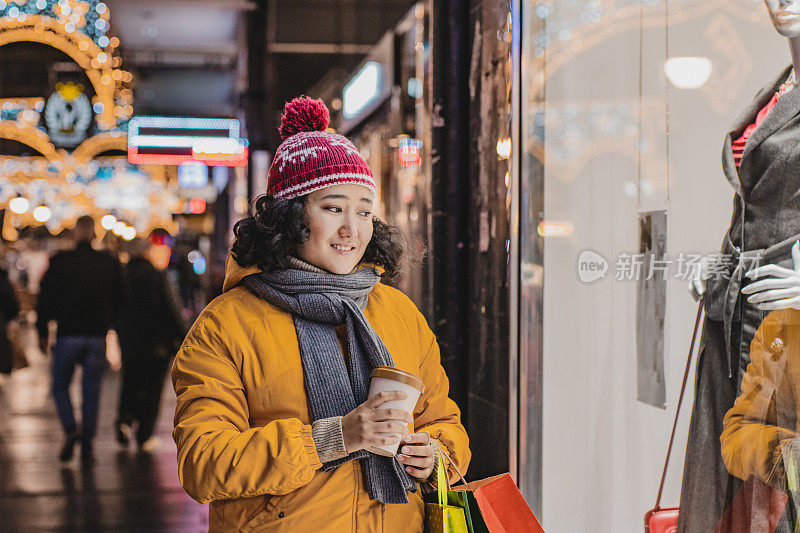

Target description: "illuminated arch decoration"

left=71, top=130, right=127, bottom=163
left=1, top=170, right=97, bottom=235
left=0, top=7, right=131, bottom=129
left=540, top=97, right=666, bottom=185
left=0, top=1, right=184, bottom=237
left=528, top=0, right=765, bottom=97
left=0, top=157, right=181, bottom=235
left=523, top=0, right=770, bottom=194
left=0, top=121, right=63, bottom=161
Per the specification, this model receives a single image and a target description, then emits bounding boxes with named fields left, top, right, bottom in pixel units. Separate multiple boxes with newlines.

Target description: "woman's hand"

left=743, top=240, right=800, bottom=311
left=397, top=431, right=436, bottom=480
left=341, top=390, right=412, bottom=453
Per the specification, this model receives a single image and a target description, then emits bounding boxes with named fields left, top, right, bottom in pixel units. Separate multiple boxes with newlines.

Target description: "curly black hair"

left=231, top=194, right=405, bottom=279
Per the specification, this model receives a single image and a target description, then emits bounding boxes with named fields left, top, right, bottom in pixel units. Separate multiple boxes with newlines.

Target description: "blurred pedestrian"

left=116, top=238, right=186, bottom=451
left=0, top=264, right=20, bottom=376
left=37, top=215, right=124, bottom=462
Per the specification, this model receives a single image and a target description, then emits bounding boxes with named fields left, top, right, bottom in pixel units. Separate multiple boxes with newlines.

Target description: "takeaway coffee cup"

left=366, top=366, right=425, bottom=457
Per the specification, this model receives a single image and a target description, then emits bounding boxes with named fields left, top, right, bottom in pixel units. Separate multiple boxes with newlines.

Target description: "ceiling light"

left=665, top=57, right=712, bottom=89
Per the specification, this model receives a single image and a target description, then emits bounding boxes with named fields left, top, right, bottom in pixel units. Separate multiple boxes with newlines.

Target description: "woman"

left=172, top=97, right=470, bottom=532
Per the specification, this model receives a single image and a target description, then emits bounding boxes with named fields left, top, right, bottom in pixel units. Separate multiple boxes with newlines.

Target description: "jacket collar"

left=740, top=64, right=798, bottom=162
left=723, top=64, right=795, bottom=194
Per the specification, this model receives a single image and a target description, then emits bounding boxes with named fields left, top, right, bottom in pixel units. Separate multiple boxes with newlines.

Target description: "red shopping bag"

left=712, top=475, right=787, bottom=533
left=452, top=473, right=544, bottom=533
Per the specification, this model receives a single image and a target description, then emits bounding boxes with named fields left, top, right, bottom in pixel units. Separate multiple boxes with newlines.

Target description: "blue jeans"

left=51, top=335, right=106, bottom=440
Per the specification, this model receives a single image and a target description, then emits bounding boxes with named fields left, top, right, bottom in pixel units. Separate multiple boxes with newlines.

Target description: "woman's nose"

left=339, top=226, right=356, bottom=238
left=339, top=217, right=357, bottom=236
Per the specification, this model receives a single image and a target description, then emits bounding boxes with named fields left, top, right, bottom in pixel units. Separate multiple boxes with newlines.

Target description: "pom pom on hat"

left=278, top=96, right=330, bottom=139
left=267, top=95, right=376, bottom=200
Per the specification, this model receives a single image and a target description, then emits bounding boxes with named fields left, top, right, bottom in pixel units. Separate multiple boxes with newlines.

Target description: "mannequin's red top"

left=733, top=80, right=795, bottom=167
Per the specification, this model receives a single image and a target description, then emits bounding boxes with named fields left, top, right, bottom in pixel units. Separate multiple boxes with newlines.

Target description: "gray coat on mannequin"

left=678, top=2, right=800, bottom=531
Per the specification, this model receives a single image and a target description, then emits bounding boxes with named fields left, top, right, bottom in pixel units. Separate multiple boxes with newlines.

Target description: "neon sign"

left=127, top=116, right=248, bottom=166
left=398, top=137, right=422, bottom=168
left=343, top=62, right=383, bottom=120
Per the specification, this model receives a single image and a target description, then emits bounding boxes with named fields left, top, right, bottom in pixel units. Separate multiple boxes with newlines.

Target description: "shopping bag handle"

left=436, top=449, right=448, bottom=506
left=434, top=445, right=475, bottom=531
left=437, top=444, right=469, bottom=488
left=654, top=295, right=705, bottom=510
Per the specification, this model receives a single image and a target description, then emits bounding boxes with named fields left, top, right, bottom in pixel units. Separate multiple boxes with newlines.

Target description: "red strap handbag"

left=644, top=296, right=704, bottom=533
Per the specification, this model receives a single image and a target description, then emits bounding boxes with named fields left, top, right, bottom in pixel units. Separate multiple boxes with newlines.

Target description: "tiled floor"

left=0, top=335, right=208, bottom=532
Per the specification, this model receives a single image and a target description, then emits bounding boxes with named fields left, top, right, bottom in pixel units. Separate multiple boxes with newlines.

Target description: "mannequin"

left=678, top=1, right=800, bottom=531
left=741, top=7, right=800, bottom=305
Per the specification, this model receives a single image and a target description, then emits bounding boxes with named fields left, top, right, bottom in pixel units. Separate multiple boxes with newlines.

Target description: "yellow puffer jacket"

left=172, top=255, right=471, bottom=532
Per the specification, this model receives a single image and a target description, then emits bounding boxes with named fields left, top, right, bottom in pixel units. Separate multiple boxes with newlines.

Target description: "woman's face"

left=765, top=0, right=800, bottom=38
left=297, top=183, right=375, bottom=275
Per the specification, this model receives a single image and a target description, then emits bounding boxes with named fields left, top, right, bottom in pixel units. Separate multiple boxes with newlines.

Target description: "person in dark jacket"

left=0, top=265, right=20, bottom=375
left=37, top=215, right=123, bottom=462
left=116, top=237, right=186, bottom=450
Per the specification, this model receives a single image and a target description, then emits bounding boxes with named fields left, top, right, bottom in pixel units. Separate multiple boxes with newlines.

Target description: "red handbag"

left=644, top=507, right=679, bottom=533
left=644, top=297, right=704, bottom=533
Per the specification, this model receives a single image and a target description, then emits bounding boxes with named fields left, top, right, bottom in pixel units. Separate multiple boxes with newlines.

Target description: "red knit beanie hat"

left=266, top=96, right=377, bottom=200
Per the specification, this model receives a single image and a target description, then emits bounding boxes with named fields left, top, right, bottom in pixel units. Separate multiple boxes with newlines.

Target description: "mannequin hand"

left=397, top=431, right=436, bottom=480
left=742, top=241, right=800, bottom=311
left=341, top=390, right=412, bottom=453
left=687, top=256, right=710, bottom=302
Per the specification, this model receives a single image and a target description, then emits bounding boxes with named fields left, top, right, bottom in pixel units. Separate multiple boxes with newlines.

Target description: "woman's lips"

left=777, top=11, right=800, bottom=22
left=331, top=244, right=356, bottom=254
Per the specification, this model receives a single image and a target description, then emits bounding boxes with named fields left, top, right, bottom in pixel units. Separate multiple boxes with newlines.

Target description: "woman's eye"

left=324, top=206, right=341, bottom=213
left=360, top=212, right=371, bottom=217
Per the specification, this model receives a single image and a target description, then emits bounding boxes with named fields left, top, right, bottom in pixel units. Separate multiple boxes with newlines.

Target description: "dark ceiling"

left=0, top=0, right=416, bottom=153
left=105, top=0, right=415, bottom=124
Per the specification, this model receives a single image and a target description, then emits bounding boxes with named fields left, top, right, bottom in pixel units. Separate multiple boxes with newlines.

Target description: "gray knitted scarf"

left=240, top=263, right=416, bottom=504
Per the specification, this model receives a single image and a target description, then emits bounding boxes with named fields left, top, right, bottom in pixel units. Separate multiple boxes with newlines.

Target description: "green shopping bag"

left=424, top=449, right=472, bottom=533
